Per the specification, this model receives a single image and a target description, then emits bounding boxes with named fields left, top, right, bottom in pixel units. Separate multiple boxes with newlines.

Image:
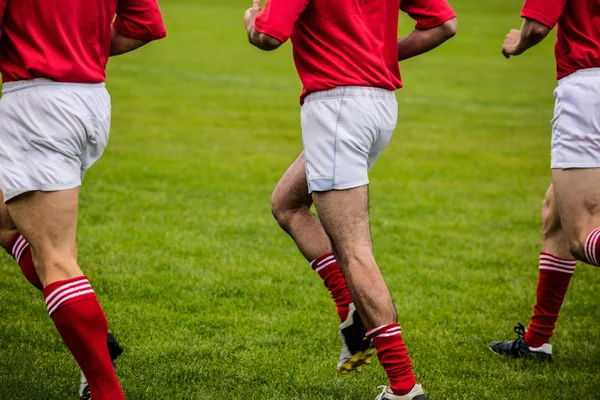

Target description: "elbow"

left=523, top=18, right=551, bottom=42
left=257, top=33, right=283, bottom=51
left=248, top=27, right=283, bottom=51
left=529, top=25, right=551, bottom=42
left=440, top=18, right=458, bottom=40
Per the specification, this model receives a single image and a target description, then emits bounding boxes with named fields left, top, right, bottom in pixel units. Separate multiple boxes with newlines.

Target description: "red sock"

left=311, top=253, right=352, bottom=322
left=44, top=277, right=124, bottom=400
left=584, top=228, right=600, bottom=266
left=367, top=323, right=417, bottom=396
left=524, top=253, right=576, bottom=348
left=6, top=232, right=43, bottom=291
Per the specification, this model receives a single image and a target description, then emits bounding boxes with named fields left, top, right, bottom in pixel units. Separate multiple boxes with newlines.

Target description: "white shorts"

left=0, top=79, right=111, bottom=203
left=551, top=68, right=600, bottom=169
left=301, top=86, right=398, bottom=193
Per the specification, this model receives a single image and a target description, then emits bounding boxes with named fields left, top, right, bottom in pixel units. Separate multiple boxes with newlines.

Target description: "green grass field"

left=1, top=0, right=600, bottom=399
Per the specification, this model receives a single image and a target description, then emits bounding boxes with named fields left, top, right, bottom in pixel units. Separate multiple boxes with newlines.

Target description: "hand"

left=502, top=29, right=521, bottom=59
left=244, top=0, right=261, bottom=32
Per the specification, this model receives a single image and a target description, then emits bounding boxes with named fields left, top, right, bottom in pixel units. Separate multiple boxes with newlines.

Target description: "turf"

left=1, top=0, right=600, bottom=399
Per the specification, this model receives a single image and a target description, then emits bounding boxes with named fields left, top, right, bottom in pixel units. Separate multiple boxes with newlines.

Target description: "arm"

left=399, top=0, right=457, bottom=62
left=110, top=26, right=149, bottom=56
left=245, top=1, right=282, bottom=51
left=501, top=18, right=551, bottom=58
left=502, top=0, right=565, bottom=58
left=244, top=0, right=308, bottom=52
left=398, top=17, right=457, bottom=62
left=112, top=0, right=167, bottom=57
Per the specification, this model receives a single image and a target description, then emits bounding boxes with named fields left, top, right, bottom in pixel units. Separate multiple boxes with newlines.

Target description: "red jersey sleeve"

left=400, top=0, right=456, bottom=30
left=254, top=0, right=310, bottom=43
left=521, top=0, right=566, bottom=29
left=114, top=0, right=167, bottom=41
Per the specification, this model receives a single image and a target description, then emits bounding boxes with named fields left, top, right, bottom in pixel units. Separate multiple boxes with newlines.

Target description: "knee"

left=0, top=207, right=17, bottom=250
left=567, top=236, right=587, bottom=260
left=541, top=194, right=561, bottom=241
left=338, top=246, right=375, bottom=269
left=565, top=223, right=591, bottom=260
left=271, top=192, right=305, bottom=230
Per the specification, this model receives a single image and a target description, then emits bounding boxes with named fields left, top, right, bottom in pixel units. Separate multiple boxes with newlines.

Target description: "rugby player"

left=0, top=1, right=166, bottom=398
left=490, top=0, right=600, bottom=361
left=244, top=0, right=457, bottom=398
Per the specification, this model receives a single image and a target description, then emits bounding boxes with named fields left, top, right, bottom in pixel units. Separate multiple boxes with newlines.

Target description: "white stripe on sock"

left=311, top=254, right=335, bottom=269
left=539, top=254, right=576, bottom=267
left=45, top=279, right=89, bottom=305
left=48, top=289, right=95, bottom=316
left=585, top=228, right=600, bottom=265
left=46, top=283, right=92, bottom=310
left=539, top=261, right=575, bottom=271
left=12, top=236, right=27, bottom=261
left=15, top=242, right=29, bottom=263
left=367, top=324, right=398, bottom=338
left=315, top=259, right=337, bottom=272
left=375, top=331, right=402, bottom=338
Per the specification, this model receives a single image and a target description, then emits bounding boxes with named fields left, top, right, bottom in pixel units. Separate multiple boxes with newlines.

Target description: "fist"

left=244, top=0, right=262, bottom=26
left=502, top=29, right=521, bottom=58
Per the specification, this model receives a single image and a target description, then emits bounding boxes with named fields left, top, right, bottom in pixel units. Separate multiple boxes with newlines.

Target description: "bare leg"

left=552, top=168, right=600, bottom=263
left=541, top=184, right=571, bottom=257
left=522, top=184, right=576, bottom=350
left=312, top=186, right=418, bottom=395
left=7, top=190, right=82, bottom=286
left=7, top=189, right=124, bottom=400
left=272, top=152, right=332, bottom=261
left=312, top=186, right=395, bottom=329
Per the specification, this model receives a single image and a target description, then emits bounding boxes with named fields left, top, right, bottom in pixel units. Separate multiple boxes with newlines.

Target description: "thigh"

left=7, top=188, right=81, bottom=285
left=272, top=152, right=313, bottom=209
left=312, top=186, right=372, bottom=254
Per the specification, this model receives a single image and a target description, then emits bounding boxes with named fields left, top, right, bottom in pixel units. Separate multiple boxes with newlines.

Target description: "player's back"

left=556, top=0, right=600, bottom=78
left=0, top=0, right=118, bottom=83
left=291, top=0, right=403, bottom=100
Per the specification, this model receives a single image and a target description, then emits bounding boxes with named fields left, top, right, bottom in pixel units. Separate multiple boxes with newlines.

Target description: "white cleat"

left=375, top=384, right=426, bottom=400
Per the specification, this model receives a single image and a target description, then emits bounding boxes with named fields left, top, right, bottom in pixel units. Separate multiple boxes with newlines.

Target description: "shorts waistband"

left=2, top=78, right=106, bottom=94
left=558, top=68, right=600, bottom=85
left=304, top=86, right=396, bottom=102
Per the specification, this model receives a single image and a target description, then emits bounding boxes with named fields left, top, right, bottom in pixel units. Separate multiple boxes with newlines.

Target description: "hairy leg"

left=552, top=168, right=600, bottom=263
left=272, top=152, right=332, bottom=261
left=312, top=185, right=396, bottom=329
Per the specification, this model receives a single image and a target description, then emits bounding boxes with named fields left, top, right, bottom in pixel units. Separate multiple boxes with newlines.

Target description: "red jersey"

left=521, top=0, right=600, bottom=80
left=255, top=0, right=456, bottom=103
left=0, top=0, right=166, bottom=84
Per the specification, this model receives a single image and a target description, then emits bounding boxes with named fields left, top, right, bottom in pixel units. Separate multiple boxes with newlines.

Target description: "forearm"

left=512, top=18, right=551, bottom=56
left=246, top=24, right=282, bottom=51
left=110, top=26, right=150, bottom=57
left=397, top=18, right=457, bottom=61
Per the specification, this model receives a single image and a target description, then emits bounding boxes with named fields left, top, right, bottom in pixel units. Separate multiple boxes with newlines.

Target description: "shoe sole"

left=338, top=348, right=373, bottom=374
